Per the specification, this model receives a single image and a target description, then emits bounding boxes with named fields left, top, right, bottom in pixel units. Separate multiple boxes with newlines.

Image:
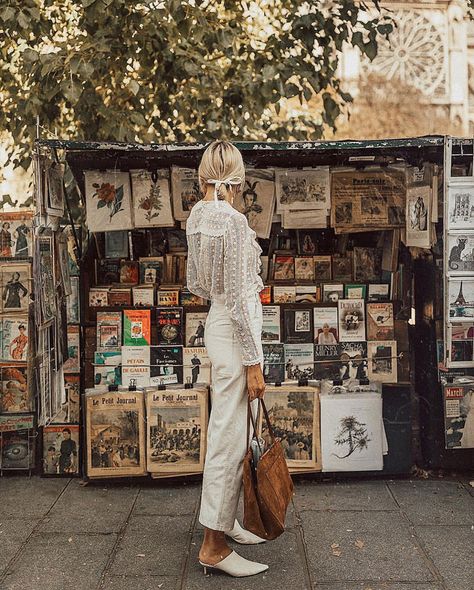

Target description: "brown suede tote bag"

left=243, top=398, right=294, bottom=540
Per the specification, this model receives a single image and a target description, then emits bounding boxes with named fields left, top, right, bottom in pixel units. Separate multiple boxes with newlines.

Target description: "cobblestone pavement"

left=0, top=476, right=473, bottom=590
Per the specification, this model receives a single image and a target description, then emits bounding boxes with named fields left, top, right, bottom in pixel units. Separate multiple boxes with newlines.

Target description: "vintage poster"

left=320, top=393, right=384, bottom=471
left=284, top=308, right=313, bottom=344
left=185, top=312, right=207, bottom=347
left=233, top=169, right=275, bottom=239
left=338, top=299, right=366, bottom=342
left=123, top=309, right=151, bottom=345
left=146, top=386, right=208, bottom=474
left=121, top=346, right=150, bottom=388
left=367, top=340, right=398, bottom=383
left=446, top=324, right=474, bottom=368
left=284, top=343, right=314, bottom=380
left=263, top=343, right=285, bottom=383
left=97, top=312, right=122, bottom=351
left=45, top=159, right=65, bottom=217
left=0, top=262, right=31, bottom=313
left=0, top=365, right=31, bottom=413
left=448, top=279, right=474, bottom=321
left=262, top=305, right=281, bottom=342
left=0, top=211, right=33, bottom=258
left=313, top=308, right=338, bottom=344
left=353, top=247, right=382, bottom=282
left=84, top=170, right=133, bottom=232
left=444, top=384, right=474, bottom=449
left=447, top=233, right=474, bottom=274
left=260, top=385, right=321, bottom=470
left=171, top=167, right=200, bottom=221
left=0, top=317, right=28, bottom=362
left=330, top=168, right=406, bottom=233
left=367, top=303, right=394, bottom=341
left=85, top=389, right=146, bottom=478
left=183, top=347, right=210, bottom=385
left=295, top=257, right=314, bottom=281
left=94, top=351, right=122, bottom=387
left=43, top=425, right=79, bottom=475
left=130, top=169, right=174, bottom=228
left=447, top=184, right=474, bottom=230
left=63, top=325, right=80, bottom=373
left=406, top=185, right=431, bottom=248
left=275, top=167, right=330, bottom=212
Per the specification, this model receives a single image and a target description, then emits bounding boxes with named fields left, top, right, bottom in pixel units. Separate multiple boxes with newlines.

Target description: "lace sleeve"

left=223, top=214, right=263, bottom=366
left=186, top=234, right=209, bottom=300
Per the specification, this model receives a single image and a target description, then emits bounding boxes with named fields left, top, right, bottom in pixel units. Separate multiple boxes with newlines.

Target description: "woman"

left=186, top=141, right=268, bottom=577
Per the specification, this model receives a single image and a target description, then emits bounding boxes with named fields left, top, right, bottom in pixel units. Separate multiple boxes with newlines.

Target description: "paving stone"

left=0, top=518, right=40, bottom=573
left=38, top=478, right=139, bottom=533
left=184, top=527, right=309, bottom=590
left=133, top=483, right=201, bottom=516
left=0, top=532, right=117, bottom=590
left=0, top=477, right=69, bottom=518
left=101, top=574, right=179, bottom=590
left=110, top=514, right=192, bottom=576
left=415, top=525, right=474, bottom=590
left=302, top=510, right=435, bottom=583
left=294, top=480, right=397, bottom=512
left=387, top=480, right=474, bottom=525
left=312, top=585, right=443, bottom=590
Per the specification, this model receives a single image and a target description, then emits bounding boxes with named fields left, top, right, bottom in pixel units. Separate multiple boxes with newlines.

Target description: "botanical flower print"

left=138, top=180, right=162, bottom=222
left=92, top=182, right=125, bottom=221
left=85, top=171, right=133, bottom=232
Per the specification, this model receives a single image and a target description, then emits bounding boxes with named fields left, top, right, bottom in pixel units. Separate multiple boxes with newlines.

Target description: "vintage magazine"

left=313, top=256, right=332, bottom=281
left=63, top=325, right=80, bottom=373
left=322, top=284, right=344, bottom=303
left=262, top=305, right=281, bottom=342
left=406, top=184, right=432, bottom=248
left=185, top=312, right=207, bottom=347
left=263, top=343, right=285, bottom=383
left=121, top=345, right=150, bottom=387
left=446, top=324, right=474, bottom=368
left=330, top=168, right=406, bottom=233
left=0, top=413, right=35, bottom=470
left=0, top=211, right=33, bottom=258
left=43, top=424, right=79, bottom=475
left=284, top=308, right=313, bottom=344
left=284, top=343, right=314, bottom=380
left=85, top=388, right=146, bottom=478
left=320, top=392, right=384, bottom=472
left=123, top=309, right=151, bottom=346
left=156, top=307, right=183, bottom=345
left=0, top=262, right=31, bottom=313
left=260, top=385, right=321, bottom=471
left=313, top=344, right=341, bottom=381
left=273, top=285, right=296, bottom=303
left=84, top=170, right=133, bottom=232
left=367, top=340, right=398, bottom=383
left=105, top=230, right=129, bottom=258
left=146, top=385, right=208, bottom=475
left=0, top=317, right=28, bottom=362
left=295, top=257, right=314, bottom=281
left=183, top=347, right=210, bottom=385
left=447, top=184, right=474, bottom=230
left=273, top=255, right=295, bottom=281
left=367, top=303, right=394, bottom=340
left=313, top=308, right=338, bottom=344
left=171, top=167, right=200, bottom=221
left=0, top=365, right=31, bottom=413
left=130, top=169, right=174, bottom=228
left=444, top=383, right=474, bottom=449
left=233, top=169, right=275, bottom=239
left=447, top=233, right=474, bottom=274
left=94, top=351, right=122, bottom=387
left=338, top=299, right=366, bottom=342
left=150, top=345, right=183, bottom=385
left=448, top=279, right=474, bottom=321
left=275, top=167, right=330, bottom=212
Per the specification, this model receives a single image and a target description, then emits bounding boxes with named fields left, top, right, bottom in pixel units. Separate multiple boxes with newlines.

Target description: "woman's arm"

left=185, top=236, right=210, bottom=300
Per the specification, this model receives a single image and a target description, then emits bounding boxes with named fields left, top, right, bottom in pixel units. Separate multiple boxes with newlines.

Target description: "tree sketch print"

left=332, top=415, right=371, bottom=458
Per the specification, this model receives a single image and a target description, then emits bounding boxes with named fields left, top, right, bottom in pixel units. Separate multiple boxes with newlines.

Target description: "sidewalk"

left=0, top=476, right=473, bottom=590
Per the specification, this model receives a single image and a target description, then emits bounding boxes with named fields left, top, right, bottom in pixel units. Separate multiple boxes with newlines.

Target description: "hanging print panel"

left=130, top=170, right=174, bottom=228
left=84, top=170, right=133, bottom=232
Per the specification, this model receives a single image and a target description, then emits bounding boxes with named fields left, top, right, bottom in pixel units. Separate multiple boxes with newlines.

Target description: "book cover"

left=94, top=351, right=122, bottom=387
left=0, top=414, right=35, bottom=470
left=157, top=288, right=180, bottom=306
left=156, top=306, right=184, bottom=345
left=119, top=260, right=139, bottom=285
left=95, top=258, right=121, bottom=285
left=367, top=303, right=394, bottom=340
left=121, top=345, right=151, bottom=387
left=313, top=343, right=341, bottom=381
left=0, top=365, right=31, bottom=413
left=89, top=288, right=109, bottom=307
left=313, top=256, right=332, bottom=281
left=295, top=257, right=314, bottom=281
left=284, top=343, right=314, bottom=380
left=367, top=340, right=397, bottom=383
left=261, top=305, right=280, bottom=342
left=259, top=285, right=272, bottom=304
left=43, top=425, right=79, bottom=475
left=339, top=341, right=369, bottom=381
left=97, top=311, right=122, bottom=350
left=322, top=283, right=344, bottom=303
left=353, top=247, right=382, bottom=282
left=338, top=299, right=366, bottom=342
left=313, top=307, right=338, bottom=344
left=150, top=345, right=183, bottom=385
left=262, top=343, right=285, bottom=383
left=132, top=286, right=155, bottom=307
left=368, top=283, right=390, bottom=302
left=185, top=312, right=207, bottom=347
left=183, top=347, right=211, bottom=385
left=123, top=309, right=151, bottom=346
left=283, top=308, right=313, bottom=344
left=273, top=255, right=295, bottom=281
left=344, top=284, right=367, bottom=300
left=332, top=254, right=353, bottom=281
left=105, top=231, right=129, bottom=259
left=295, top=286, right=319, bottom=303
left=139, top=257, right=163, bottom=285
left=273, top=285, right=296, bottom=303
left=108, top=288, right=132, bottom=306
left=180, top=288, right=207, bottom=306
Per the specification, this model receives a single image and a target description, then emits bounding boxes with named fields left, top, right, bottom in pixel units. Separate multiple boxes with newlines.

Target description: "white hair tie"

left=207, top=177, right=243, bottom=204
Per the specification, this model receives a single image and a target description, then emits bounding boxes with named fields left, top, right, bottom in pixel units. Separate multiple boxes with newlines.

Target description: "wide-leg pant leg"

left=199, top=294, right=263, bottom=532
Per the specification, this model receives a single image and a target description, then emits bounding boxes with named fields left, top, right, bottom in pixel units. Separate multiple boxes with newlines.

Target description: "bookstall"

left=15, top=135, right=473, bottom=479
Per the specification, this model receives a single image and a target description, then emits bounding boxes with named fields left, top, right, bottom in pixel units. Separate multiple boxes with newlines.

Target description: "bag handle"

left=246, top=398, right=276, bottom=452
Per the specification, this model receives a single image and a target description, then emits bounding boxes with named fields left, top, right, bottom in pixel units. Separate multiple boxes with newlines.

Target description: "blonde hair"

left=198, top=140, right=245, bottom=201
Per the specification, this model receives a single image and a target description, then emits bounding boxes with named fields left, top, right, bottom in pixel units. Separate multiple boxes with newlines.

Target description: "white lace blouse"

left=185, top=198, right=264, bottom=366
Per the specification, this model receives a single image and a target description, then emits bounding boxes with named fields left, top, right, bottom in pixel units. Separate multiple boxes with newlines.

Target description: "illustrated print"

left=409, top=195, right=428, bottom=231
left=332, top=415, right=371, bottom=458
left=2, top=272, right=28, bottom=310
left=448, top=234, right=474, bottom=273
left=242, top=179, right=263, bottom=227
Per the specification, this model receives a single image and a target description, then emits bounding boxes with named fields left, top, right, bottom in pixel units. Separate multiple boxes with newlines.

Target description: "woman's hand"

left=247, top=364, right=265, bottom=401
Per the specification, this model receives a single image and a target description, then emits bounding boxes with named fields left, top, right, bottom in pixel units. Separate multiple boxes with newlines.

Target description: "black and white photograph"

left=185, top=312, right=207, bottom=346
left=284, top=343, right=314, bottom=380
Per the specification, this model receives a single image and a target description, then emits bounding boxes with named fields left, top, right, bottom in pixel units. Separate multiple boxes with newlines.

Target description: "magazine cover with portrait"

left=43, top=425, right=79, bottom=476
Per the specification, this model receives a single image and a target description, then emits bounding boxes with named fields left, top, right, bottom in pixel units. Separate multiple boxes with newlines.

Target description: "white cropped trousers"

left=199, top=291, right=263, bottom=531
